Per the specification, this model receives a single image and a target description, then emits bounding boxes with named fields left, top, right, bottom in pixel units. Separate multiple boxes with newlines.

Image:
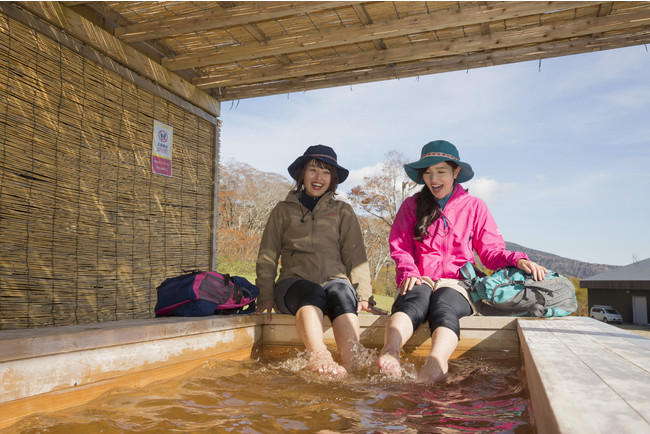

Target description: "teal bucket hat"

left=404, top=140, right=474, bottom=184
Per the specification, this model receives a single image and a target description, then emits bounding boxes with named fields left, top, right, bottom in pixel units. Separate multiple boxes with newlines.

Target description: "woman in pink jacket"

left=377, top=140, right=547, bottom=383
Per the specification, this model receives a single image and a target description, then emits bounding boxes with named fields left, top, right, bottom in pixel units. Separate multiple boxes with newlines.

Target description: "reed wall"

left=0, top=14, right=218, bottom=329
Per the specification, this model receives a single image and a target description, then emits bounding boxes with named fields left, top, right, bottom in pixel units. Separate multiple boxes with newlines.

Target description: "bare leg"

left=416, top=326, right=458, bottom=383
left=377, top=312, right=413, bottom=378
left=332, top=312, right=363, bottom=371
left=295, top=305, right=346, bottom=376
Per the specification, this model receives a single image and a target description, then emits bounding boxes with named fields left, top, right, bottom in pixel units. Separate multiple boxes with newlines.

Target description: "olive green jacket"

left=255, top=190, right=372, bottom=304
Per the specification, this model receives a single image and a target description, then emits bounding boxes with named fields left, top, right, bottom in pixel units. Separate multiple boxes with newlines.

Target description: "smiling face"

left=302, top=160, right=332, bottom=198
left=421, top=161, right=461, bottom=199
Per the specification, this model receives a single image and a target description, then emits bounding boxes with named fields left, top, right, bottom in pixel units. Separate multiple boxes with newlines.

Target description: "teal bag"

left=460, top=262, right=577, bottom=317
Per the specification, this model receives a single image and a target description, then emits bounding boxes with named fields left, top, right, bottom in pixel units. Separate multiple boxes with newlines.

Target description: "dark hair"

left=292, top=158, right=339, bottom=193
left=414, top=161, right=458, bottom=241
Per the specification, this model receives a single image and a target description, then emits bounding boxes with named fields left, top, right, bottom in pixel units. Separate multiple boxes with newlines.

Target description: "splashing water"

left=11, top=350, right=533, bottom=433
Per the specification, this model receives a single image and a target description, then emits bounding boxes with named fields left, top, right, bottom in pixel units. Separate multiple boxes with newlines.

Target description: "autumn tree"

left=347, top=150, right=419, bottom=227
left=217, top=159, right=291, bottom=276
left=358, top=215, right=391, bottom=280
left=218, top=159, right=291, bottom=235
left=347, top=151, right=419, bottom=294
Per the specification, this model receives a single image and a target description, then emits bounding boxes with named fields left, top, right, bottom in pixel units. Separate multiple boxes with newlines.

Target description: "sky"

left=218, top=45, right=650, bottom=267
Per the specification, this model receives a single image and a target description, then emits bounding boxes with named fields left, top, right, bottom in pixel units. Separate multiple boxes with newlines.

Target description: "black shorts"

left=391, top=284, right=472, bottom=339
left=274, top=277, right=358, bottom=322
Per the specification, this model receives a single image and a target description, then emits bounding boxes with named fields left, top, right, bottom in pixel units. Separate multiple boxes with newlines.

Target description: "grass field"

left=370, top=293, right=394, bottom=314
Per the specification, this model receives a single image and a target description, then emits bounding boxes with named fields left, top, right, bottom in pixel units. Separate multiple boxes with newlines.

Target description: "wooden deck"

left=518, top=316, right=650, bottom=433
left=1, top=315, right=649, bottom=432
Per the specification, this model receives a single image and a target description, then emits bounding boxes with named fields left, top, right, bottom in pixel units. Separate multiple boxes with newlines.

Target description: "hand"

left=399, top=276, right=422, bottom=296
left=255, top=299, right=277, bottom=322
left=358, top=300, right=387, bottom=315
left=516, top=259, right=548, bottom=281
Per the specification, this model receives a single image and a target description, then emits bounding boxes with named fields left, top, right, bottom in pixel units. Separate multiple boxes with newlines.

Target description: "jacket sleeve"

left=472, top=198, right=529, bottom=270
left=389, top=197, right=421, bottom=288
left=255, top=204, right=283, bottom=303
left=338, top=204, right=373, bottom=302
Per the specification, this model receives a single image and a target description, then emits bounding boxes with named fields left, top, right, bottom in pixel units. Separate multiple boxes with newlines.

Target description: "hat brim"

left=288, top=155, right=349, bottom=183
left=404, top=157, right=473, bottom=184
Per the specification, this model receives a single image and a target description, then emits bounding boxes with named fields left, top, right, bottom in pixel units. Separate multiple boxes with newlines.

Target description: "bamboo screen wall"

left=0, top=14, right=217, bottom=329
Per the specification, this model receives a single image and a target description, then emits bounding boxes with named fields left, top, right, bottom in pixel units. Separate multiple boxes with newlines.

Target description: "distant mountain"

left=504, top=242, right=619, bottom=279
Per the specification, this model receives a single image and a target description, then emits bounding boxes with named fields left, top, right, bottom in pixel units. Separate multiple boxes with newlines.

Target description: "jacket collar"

left=444, top=183, right=468, bottom=209
left=285, top=190, right=335, bottom=206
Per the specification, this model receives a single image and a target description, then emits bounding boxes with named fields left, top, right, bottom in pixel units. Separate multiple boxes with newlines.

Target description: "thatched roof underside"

left=8, top=1, right=650, bottom=107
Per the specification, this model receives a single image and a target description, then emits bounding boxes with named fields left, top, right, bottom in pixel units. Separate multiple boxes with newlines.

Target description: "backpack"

left=154, top=270, right=260, bottom=317
left=459, top=262, right=577, bottom=317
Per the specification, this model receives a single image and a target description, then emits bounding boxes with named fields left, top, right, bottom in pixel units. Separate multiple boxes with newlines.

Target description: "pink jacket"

left=389, top=184, right=528, bottom=287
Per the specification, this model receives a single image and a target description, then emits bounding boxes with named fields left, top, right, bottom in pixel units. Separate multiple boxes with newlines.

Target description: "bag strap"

left=222, top=273, right=246, bottom=304
left=491, top=271, right=516, bottom=304
left=460, top=262, right=477, bottom=280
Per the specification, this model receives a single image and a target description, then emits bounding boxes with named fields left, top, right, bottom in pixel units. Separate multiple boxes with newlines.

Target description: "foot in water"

left=415, top=356, right=447, bottom=383
left=377, top=348, right=402, bottom=378
left=308, top=349, right=347, bottom=377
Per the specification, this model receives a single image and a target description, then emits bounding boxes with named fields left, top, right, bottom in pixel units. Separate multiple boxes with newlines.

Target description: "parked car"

left=590, top=305, right=623, bottom=324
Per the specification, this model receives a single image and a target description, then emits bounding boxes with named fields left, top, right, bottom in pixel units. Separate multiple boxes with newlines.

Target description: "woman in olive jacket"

left=255, top=145, right=379, bottom=376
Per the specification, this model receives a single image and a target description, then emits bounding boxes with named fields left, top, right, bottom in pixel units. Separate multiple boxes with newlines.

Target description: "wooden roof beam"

left=215, top=29, right=650, bottom=100
left=114, top=1, right=360, bottom=43
left=352, top=3, right=386, bottom=51
left=163, top=1, right=600, bottom=70
left=194, top=8, right=650, bottom=89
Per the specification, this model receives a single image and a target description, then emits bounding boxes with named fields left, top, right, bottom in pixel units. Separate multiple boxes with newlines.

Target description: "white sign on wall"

left=152, top=120, right=173, bottom=177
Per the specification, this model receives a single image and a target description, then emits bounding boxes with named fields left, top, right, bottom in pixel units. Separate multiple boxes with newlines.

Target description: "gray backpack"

left=460, top=262, right=577, bottom=317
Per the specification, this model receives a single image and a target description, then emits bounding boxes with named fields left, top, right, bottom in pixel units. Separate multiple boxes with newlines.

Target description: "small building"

left=580, top=258, right=650, bottom=325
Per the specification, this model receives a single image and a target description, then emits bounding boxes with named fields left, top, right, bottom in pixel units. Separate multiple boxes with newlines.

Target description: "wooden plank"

left=194, top=8, right=650, bottom=89
left=554, top=320, right=650, bottom=420
left=164, top=1, right=600, bottom=70
left=565, top=318, right=650, bottom=364
left=0, top=326, right=261, bottom=404
left=518, top=318, right=650, bottom=433
left=115, top=1, right=360, bottom=43
left=217, top=29, right=650, bottom=100
left=0, top=316, right=262, bottom=362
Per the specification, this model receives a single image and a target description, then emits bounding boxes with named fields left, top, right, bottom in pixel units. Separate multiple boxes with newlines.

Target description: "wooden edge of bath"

left=517, top=316, right=650, bottom=433
left=0, top=314, right=519, bottom=429
left=262, top=314, right=519, bottom=357
left=0, top=315, right=264, bottom=363
left=0, top=316, right=263, bottom=429
left=5, top=314, right=649, bottom=431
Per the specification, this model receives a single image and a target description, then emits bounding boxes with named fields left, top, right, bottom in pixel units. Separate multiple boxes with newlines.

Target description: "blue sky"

left=219, top=45, right=650, bottom=267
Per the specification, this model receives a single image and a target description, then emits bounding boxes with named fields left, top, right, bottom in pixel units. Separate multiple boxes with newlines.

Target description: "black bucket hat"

left=287, top=145, right=349, bottom=183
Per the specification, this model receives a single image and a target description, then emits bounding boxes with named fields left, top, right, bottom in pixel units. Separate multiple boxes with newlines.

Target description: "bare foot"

left=415, top=356, right=447, bottom=383
left=308, top=349, right=347, bottom=377
left=377, top=348, right=402, bottom=378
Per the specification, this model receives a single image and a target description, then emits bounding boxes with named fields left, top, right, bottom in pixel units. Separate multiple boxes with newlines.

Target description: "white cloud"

left=344, top=162, right=384, bottom=189
left=464, top=177, right=518, bottom=204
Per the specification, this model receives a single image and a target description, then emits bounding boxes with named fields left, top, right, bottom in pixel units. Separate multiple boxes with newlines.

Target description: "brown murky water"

left=10, top=349, right=533, bottom=433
